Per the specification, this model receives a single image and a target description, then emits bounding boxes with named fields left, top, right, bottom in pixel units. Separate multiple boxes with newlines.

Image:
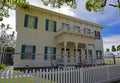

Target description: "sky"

left=0, top=0, right=120, bottom=51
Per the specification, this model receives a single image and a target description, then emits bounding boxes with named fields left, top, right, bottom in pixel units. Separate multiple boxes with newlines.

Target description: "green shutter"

left=46, top=19, right=49, bottom=31
left=100, top=51, right=102, bottom=59
left=85, top=50, right=87, bottom=59
left=54, top=21, right=57, bottom=32
left=34, top=17, right=38, bottom=29
left=96, top=50, right=98, bottom=59
left=94, top=30, right=96, bottom=37
left=24, top=14, right=28, bottom=27
left=32, top=46, right=36, bottom=60
left=21, top=45, right=25, bottom=59
left=98, top=31, right=101, bottom=39
left=53, top=47, right=56, bottom=60
left=44, top=47, right=48, bottom=60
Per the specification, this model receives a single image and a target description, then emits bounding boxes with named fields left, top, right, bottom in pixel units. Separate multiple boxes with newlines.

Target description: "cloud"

left=27, top=0, right=76, bottom=17
left=107, top=20, right=120, bottom=26
left=103, top=35, right=120, bottom=51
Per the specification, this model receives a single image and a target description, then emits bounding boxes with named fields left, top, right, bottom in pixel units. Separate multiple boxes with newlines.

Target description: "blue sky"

left=0, top=0, right=120, bottom=51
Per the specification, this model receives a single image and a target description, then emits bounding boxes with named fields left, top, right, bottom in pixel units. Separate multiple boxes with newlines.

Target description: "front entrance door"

left=74, top=49, right=81, bottom=63
left=61, top=48, right=70, bottom=62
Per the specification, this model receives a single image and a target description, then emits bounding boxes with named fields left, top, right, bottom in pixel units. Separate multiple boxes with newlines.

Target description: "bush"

left=0, top=64, right=7, bottom=70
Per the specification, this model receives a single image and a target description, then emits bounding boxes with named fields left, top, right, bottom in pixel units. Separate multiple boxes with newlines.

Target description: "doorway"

left=88, top=50, right=93, bottom=64
left=74, top=49, right=81, bottom=63
left=61, top=48, right=70, bottom=62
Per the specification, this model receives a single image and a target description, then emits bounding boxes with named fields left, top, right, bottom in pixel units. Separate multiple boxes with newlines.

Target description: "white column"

left=75, top=43, right=78, bottom=65
left=64, top=42, right=67, bottom=68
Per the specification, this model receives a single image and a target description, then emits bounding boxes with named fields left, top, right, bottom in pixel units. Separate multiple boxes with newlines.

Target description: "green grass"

left=0, top=76, right=57, bottom=83
left=13, top=70, right=24, bottom=74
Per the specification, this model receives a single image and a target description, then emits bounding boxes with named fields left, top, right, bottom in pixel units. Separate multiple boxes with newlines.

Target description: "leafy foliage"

left=117, top=45, right=120, bottom=51
left=0, top=0, right=120, bottom=20
left=106, top=48, right=110, bottom=52
left=86, top=0, right=106, bottom=12
left=112, top=45, right=116, bottom=52
left=0, top=23, right=15, bottom=46
left=42, top=0, right=76, bottom=8
left=0, top=0, right=29, bottom=21
left=41, top=0, right=120, bottom=13
left=0, top=64, right=7, bottom=71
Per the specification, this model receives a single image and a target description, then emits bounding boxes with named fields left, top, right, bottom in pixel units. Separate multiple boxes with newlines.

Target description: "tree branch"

left=109, top=4, right=117, bottom=7
left=118, top=0, right=120, bottom=4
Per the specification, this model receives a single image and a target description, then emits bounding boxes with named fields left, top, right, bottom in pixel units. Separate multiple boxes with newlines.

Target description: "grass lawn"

left=0, top=76, right=57, bottom=83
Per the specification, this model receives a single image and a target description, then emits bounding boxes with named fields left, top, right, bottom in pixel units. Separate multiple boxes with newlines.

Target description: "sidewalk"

left=0, top=66, right=14, bottom=78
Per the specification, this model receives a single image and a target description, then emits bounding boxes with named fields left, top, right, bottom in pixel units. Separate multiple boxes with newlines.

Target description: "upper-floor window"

left=94, top=30, right=101, bottom=39
left=46, top=19, right=57, bottom=32
left=24, top=14, right=38, bottom=29
left=62, top=23, right=69, bottom=31
left=84, top=28, right=87, bottom=34
left=74, top=26, right=80, bottom=33
left=44, top=46, right=56, bottom=60
left=21, top=45, right=36, bottom=60
left=87, top=29, right=91, bottom=34
left=62, top=23, right=69, bottom=28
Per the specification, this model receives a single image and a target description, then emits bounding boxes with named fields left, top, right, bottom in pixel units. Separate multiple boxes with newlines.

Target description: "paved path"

left=0, top=66, right=14, bottom=78
left=4, top=66, right=13, bottom=74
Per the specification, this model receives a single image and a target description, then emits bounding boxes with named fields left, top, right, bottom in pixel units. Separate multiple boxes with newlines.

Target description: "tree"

left=0, top=23, right=15, bottom=46
left=0, top=0, right=120, bottom=21
left=106, top=48, right=110, bottom=52
left=111, top=45, right=116, bottom=52
left=0, top=0, right=29, bottom=21
left=0, top=23, right=15, bottom=64
left=42, top=0, right=120, bottom=12
left=117, top=45, right=120, bottom=51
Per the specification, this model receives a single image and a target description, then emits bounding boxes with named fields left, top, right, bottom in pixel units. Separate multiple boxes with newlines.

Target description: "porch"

left=56, top=42, right=97, bottom=67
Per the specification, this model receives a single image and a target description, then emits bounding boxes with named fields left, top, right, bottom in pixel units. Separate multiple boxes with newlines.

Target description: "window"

left=74, top=26, right=80, bottom=33
left=84, top=28, right=87, bottom=34
left=44, top=47, right=56, bottom=60
left=62, top=23, right=69, bottom=31
left=94, top=30, right=101, bottom=39
left=24, top=14, right=38, bottom=29
left=21, top=45, right=36, bottom=60
left=46, top=19, right=56, bottom=32
left=62, top=23, right=69, bottom=28
left=87, top=29, right=91, bottom=34
left=96, top=50, right=102, bottom=59
left=88, top=50, right=92, bottom=58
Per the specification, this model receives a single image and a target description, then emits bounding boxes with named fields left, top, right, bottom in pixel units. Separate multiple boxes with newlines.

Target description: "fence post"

left=107, top=65, right=110, bottom=81
left=80, top=67, right=83, bottom=83
left=36, top=71, right=39, bottom=83
left=8, top=71, right=11, bottom=83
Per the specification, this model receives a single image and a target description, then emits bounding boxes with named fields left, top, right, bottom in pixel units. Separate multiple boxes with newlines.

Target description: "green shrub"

left=0, top=64, right=7, bottom=70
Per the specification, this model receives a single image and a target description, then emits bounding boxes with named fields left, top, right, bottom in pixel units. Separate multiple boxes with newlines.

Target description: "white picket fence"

left=0, top=65, right=120, bottom=83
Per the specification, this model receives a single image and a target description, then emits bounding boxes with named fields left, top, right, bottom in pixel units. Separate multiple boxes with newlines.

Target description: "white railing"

left=57, top=27, right=95, bottom=38
left=1, top=65, right=120, bottom=83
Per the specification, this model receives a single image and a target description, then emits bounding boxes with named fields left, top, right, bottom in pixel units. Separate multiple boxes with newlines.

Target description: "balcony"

left=56, top=27, right=95, bottom=38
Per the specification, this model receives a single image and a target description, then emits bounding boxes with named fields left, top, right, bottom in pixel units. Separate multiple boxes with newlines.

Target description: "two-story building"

left=14, top=5, right=104, bottom=68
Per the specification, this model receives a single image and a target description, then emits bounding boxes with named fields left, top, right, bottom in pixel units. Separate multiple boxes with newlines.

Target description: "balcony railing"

left=57, top=27, right=95, bottom=38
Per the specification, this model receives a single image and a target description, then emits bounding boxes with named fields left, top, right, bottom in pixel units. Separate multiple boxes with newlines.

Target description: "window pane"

left=23, top=45, right=34, bottom=60
left=28, top=16, right=35, bottom=28
left=48, top=20, right=54, bottom=31
left=45, top=47, right=56, bottom=60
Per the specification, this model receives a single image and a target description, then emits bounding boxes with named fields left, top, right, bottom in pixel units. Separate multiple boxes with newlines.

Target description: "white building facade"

left=14, top=5, right=104, bottom=68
